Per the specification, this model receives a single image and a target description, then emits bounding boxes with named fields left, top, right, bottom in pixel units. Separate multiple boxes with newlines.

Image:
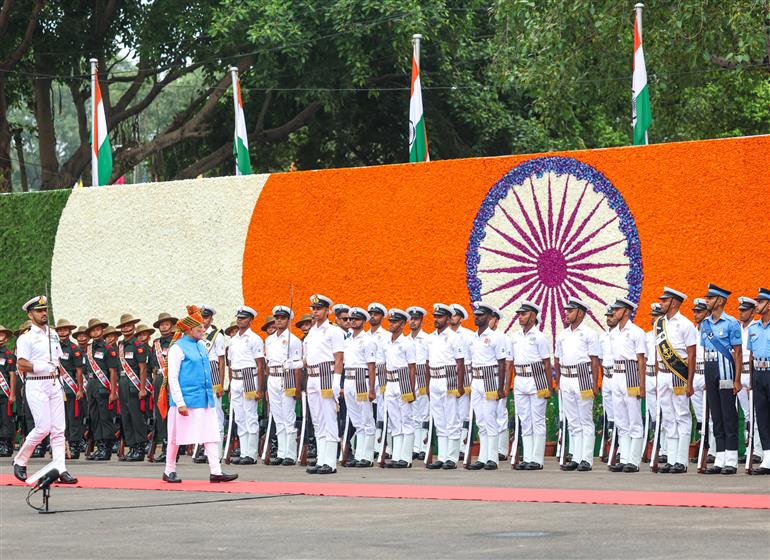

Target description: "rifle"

left=696, top=396, right=710, bottom=473
left=599, top=412, right=607, bottom=462
left=650, top=402, right=662, bottom=472
left=557, top=389, right=567, bottom=466
left=462, top=408, right=474, bottom=469
left=423, top=414, right=434, bottom=466
left=223, top=390, right=235, bottom=464
left=607, top=421, right=618, bottom=467
left=376, top=407, right=388, bottom=468
left=261, top=408, right=274, bottom=464
left=745, top=363, right=755, bottom=474
left=338, top=414, right=351, bottom=463
left=509, top=415, right=520, bottom=469
left=298, top=391, right=309, bottom=465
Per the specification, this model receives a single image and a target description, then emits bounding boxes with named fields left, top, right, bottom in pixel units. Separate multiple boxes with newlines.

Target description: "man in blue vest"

left=700, top=284, right=742, bottom=474
left=747, top=288, right=770, bottom=474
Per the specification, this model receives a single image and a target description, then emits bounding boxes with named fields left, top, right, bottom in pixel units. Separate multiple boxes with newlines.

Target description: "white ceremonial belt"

left=268, top=366, right=286, bottom=375
left=429, top=366, right=447, bottom=379
left=26, top=372, right=59, bottom=380
left=753, top=359, right=770, bottom=370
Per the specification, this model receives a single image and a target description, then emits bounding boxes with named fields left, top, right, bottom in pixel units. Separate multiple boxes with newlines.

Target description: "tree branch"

left=173, top=99, right=323, bottom=180
left=0, top=0, right=14, bottom=39
left=0, top=0, right=44, bottom=72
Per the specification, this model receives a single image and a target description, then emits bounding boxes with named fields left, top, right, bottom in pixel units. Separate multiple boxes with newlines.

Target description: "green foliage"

left=0, top=189, right=71, bottom=330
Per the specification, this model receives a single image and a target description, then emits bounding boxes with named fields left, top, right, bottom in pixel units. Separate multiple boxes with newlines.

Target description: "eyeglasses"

left=339, top=317, right=351, bottom=322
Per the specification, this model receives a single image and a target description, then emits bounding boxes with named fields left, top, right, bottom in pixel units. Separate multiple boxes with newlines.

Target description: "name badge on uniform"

left=95, top=351, right=104, bottom=359
left=125, top=352, right=134, bottom=359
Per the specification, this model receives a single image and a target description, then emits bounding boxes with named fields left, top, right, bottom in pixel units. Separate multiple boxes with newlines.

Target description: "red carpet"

left=2, top=474, right=767, bottom=509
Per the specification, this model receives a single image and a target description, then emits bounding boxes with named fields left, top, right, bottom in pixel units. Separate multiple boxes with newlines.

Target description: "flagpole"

left=230, top=66, right=241, bottom=175
left=413, top=33, right=422, bottom=69
left=634, top=3, right=648, bottom=145
left=90, top=58, right=98, bottom=187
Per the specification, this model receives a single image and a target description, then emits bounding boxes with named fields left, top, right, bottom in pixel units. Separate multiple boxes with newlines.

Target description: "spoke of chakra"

left=562, top=216, right=619, bottom=258
left=561, top=198, right=604, bottom=253
left=480, top=246, right=537, bottom=265
left=556, top=183, right=589, bottom=253
left=567, top=262, right=627, bottom=271
left=495, top=276, right=541, bottom=310
left=527, top=177, right=551, bottom=251
left=567, top=271, right=627, bottom=290
left=547, top=176, right=556, bottom=249
left=566, top=238, right=626, bottom=264
left=497, top=204, right=543, bottom=258
left=552, top=175, right=571, bottom=248
left=487, top=220, right=540, bottom=261
left=564, top=278, right=607, bottom=308
left=510, top=188, right=547, bottom=253
left=479, top=265, right=537, bottom=275
left=481, top=271, right=538, bottom=297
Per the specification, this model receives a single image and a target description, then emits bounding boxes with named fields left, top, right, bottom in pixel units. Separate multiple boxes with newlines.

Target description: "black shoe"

left=239, top=456, right=256, bottom=465
left=622, top=464, right=639, bottom=473
left=670, top=463, right=687, bottom=473
left=282, top=458, right=296, bottom=466
left=426, top=460, right=444, bottom=470
left=391, top=460, right=410, bottom=469
left=69, top=448, right=80, bottom=460
left=0, top=443, right=12, bottom=457
left=268, top=458, right=284, bottom=465
left=192, top=454, right=208, bottom=464
left=162, top=472, right=182, bottom=483
left=58, top=471, right=78, bottom=484
left=13, top=463, right=27, bottom=482
left=707, top=455, right=715, bottom=464
left=95, top=448, right=111, bottom=461
left=306, top=465, right=319, bottom=474
left=658, top=463, right=673, bottom=473
left=154, top=451, right=167, bottom=463
left=524, top=462, right=543, bottom=470
left=704, top=465, right=722, bottom=474
left=416, top=452, right=426, bottom=461
left=458, top=451, right=465, bottom=461
left=690, top=456, right=698, bottom=464
left=467, top=461, right=485, bottom=471
left=31, top=444, right=45, bottom=458
left=356, top=459, right=373, bottom=468
left=125, top=449, right=144, bottom=462
left=343, top=458, right=357, bottom=468
left=609, top=463, right=626, bottom=472
left=751, top=466, right=770, bottom=475
left=752, top=454, right=762, bottom=464
left=514, top=461, right=529, bottom=470
left=442, top=460, right=457, bottom=470
left=307, top=445, right=317, bottom=459
left=560, top=461, right=578, bottom=471
left=498, top=453, right=507, bottom=461
left=565, top=453, right=573, bottom=462
left=111, top=441, right=119, bottom=454
left=232, top=446, right=241, bottom=458
left=721, top=465, right=737, bottom=475
left=577, top=461, right=592, bottom=472
left=317, top=464, right=336, bottom=474
left=210, top=472, right=238, bottom=483
left=484, top=461, right=498, bottom=470
left=658, top=454, right=668, bottom=464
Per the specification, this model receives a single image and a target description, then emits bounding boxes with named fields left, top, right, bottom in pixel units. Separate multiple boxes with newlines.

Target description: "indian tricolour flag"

left=632, top=7, right=651, bottom=146
left=91, top=62, right=112, bottom=186
left=409, top=35, right=429, bottom=163
left=231, top=67, right=251, bottom=175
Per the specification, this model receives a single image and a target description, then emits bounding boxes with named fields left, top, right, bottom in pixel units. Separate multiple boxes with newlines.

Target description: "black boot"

left=69, top=442, right=80, bottom=460
left=155, top=441, right=167, bottom=463
left=31, top=444, right=45, bottom=458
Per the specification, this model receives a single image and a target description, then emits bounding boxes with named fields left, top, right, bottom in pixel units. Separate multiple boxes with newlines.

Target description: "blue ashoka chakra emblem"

left=466, top=156, right=643, bottom=340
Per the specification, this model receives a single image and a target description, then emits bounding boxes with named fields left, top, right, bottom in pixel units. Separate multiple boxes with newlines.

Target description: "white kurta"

left=167, top=343, right=220, bottom=445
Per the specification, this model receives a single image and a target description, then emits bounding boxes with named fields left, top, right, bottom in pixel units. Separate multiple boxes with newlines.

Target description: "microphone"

left=30, top=468, right=59, bottom=494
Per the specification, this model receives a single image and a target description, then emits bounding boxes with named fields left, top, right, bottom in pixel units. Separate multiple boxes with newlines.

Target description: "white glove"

left=332, top=373, right=341, bottom=394
left=33, top=361, right=55, bottom=375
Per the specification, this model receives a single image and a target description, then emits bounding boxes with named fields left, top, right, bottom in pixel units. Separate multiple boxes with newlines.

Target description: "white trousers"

left=429, top=377, right=460, bottom=439
left=514, top=376, right=547, bottom=437
left=307, top=375, right=339, bottom=443
left=602, top=374, right=614, bottom=422
left=560, top=376, right=595, bottom=465
left=612, top=372, right=643, bottom=439
left=14, top=378, right=66, bottom=468
left=737, top=382, right=763, bottom=454
left=470, top=378, right=498, bottom=437
left=343, top=381, right=376, bottom=437
left=458, top=392, right=471, bottom=423
left=657, top=372, right=692, bottom=439
left=166, top=441, right=221, bottom=476
left=267, top=375, right=298, bottom=438
left=215, top=395, right=224, bottom=436
left=230, top=379, right=259, bottom=459
left=385, top=381, right=414, bottom=436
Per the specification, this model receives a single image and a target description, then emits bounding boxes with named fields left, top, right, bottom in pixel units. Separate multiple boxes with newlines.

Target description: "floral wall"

left=0, top=134, right=767, bottom=340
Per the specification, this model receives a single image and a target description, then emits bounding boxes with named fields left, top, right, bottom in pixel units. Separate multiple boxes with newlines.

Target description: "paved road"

left=1, top=457, right=768, bottom=559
